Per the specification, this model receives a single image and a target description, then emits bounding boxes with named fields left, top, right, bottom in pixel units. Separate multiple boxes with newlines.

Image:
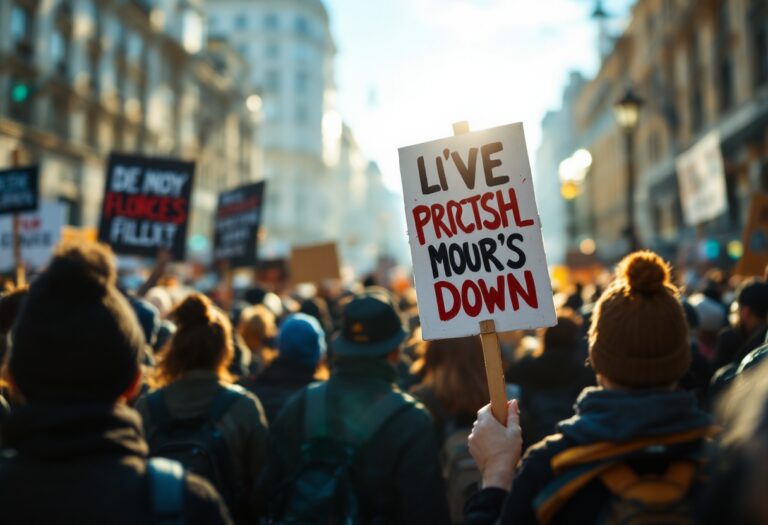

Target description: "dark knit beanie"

left=9, top=242, right=145, bottom=403
left=588, top=251, right=690, bottom=388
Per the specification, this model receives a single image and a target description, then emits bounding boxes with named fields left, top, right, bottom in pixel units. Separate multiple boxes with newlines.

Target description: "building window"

left=719, top=60, right=734, bottom=112
left=50, top=30, right=69, bottom=77
left=266, top=42, right=280, bottom=59
left=11, top=4, right=34, bottom=60
left=295, top=16, right=309, bottom=36
left=234, top=13, right=247, bottom=29
left=208, top=14, right=219, bottom=29
left=691, top=90, right=703, bottom=132
left=750, top=0, right=768, bottom=87
left=295, top=71, right=308, bottom=93
left=264, top=12, right=278, bottom=30
left=265, top=70, right=280, bottom=92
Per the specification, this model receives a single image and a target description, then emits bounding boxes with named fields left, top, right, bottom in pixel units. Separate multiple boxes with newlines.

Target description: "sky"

left=324, top=0, right=634, bottom=193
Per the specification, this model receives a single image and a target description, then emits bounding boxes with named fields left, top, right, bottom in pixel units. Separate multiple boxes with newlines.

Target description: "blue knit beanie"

left=277, top=313, right=326, bottom=368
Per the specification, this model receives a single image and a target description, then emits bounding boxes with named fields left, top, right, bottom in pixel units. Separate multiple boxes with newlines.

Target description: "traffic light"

left=11, top=82, right=31, bottom=103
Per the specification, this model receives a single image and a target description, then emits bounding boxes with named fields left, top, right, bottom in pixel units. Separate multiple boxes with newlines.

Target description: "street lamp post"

left=613, top=87, right=643, bottom=253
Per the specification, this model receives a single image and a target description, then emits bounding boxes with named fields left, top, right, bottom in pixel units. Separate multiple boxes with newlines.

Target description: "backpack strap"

left=550, top=426, right=718, bottom=472
left=208, top=387, right=243, bottom=423
left=348, top=391, right=410, bottom=446
left=147, top=390, right=174, bottom=431
left=147, top=457, right=186, bottom=525
left=304, top=382, right=328, bottom=441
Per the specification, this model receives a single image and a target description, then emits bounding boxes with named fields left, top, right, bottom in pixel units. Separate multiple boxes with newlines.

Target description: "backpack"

left=440, top=422, right=480, bottom=525
left=147, top=457, right=186, bottom=525
left=533, top=427, right=717, bottom=525
left=146, top=387, right=243, bottom=513
left=270, top=383, right=409, bottom=525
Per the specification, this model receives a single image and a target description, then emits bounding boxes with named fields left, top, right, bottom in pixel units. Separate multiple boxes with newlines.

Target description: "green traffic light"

left=11, top=83, right=30, bottom=103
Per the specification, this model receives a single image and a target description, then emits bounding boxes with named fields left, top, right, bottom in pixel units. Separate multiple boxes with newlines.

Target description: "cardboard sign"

left=98, top=153, right=195, bottom=260
left=737, top=193, right=768, bottom=277
left=213, top=182, right=266, bottom=267
left=676, top=131, right=727, bottom=226
left=256, top=258, right=289, bottom=290
left=0, top=200, right=65, bottom=271
left=289, top=242, right=341, bottom=284
left=0, top=165, right=38, bottom=215
left=398, top=123, right=556, bottom=340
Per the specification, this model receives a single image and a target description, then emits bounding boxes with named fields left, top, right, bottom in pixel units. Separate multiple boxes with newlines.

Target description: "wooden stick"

left=452, top=121, right=508, bottom=426
left=480, top=320, right=508, bottom=425
left=10, top=149, right=25, bottom=288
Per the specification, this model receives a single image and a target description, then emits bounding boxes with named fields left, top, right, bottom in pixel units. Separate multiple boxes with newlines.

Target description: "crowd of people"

left=0, top=240, right=767, bottom=524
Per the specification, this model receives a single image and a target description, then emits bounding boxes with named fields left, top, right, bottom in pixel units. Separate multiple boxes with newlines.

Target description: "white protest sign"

left=0, top=200, right=66, bottom=271
left=676, top=131, right=727, bottom=226
left=399, top=123, right=556, bottom=340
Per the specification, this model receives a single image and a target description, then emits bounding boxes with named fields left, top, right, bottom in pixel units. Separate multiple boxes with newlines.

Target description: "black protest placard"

left=213, top=182, right=266, bottom=267
left=98, top=153, right=195, bottom=260
left=0, top=165, right=38, bottom=215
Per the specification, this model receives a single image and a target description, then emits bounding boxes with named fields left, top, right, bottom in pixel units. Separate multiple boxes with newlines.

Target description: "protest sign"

left=213, top=182, right=266, bottom=267
left=676, top=131, right=727, bottom=226
left=256, top=258, right=289, bottom=289
left=398, top=122, right=556, bottom=340
left=98, top=153, right=195, bottom=260
left=737, top=193, right=768, bottom=277
left=0, top=200, right=65, bottom=271
left=0, top=165, right=38, bottom=215
left=289, top=242, right=341, bottom=285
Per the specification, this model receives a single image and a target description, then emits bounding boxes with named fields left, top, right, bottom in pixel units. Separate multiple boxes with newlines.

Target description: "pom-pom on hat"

left=588, top=250, right=690, bottom=388
left=9, top=241, right=145, bottom=404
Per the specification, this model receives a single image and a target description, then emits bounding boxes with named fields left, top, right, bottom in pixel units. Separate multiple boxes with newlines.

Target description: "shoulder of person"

left=520, top=432, right=572, bottom=471
left=222, top=383, right=268, bottom=425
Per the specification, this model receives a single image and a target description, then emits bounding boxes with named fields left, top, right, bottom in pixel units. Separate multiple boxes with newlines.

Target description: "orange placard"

left=737, top=193, right=768, bottom=277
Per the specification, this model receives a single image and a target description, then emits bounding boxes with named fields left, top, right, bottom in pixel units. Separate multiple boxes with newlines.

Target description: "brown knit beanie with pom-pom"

left=588, top=250, right=690, bottom=388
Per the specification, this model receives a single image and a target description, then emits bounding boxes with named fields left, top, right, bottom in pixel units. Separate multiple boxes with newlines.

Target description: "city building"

left=207, top=0, right=409, bottom=274
left=207, top=0, right=335, bottom=255
left=561, top=0, right=768, bottom=264
left=534, top=71, right=587, bottom=266
left=0, top=0, right=260, bottom=259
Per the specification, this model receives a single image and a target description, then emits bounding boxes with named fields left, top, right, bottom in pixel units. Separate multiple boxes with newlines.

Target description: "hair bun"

left=172, top=294, right=211, bottom=327
left=44, top=241, right=116, bottom=298
left=619, top=251, right=671, bottom=295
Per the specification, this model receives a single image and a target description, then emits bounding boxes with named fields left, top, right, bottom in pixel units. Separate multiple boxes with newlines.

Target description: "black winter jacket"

left=241, top=357, right=317, bottom=423
left=0, top=402, right=232, bottom=524
left=261, top=357, right=451, bottom=525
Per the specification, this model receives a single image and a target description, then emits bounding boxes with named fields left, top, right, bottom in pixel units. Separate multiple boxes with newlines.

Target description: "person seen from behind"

left=465, top=251, right=713, bottom=525
left=698, top=358, right=768, bottom=525
left=410, top=335, right=488, bottom=524
left=136, top=292, right=269, bottom=523
left=237, top=304, right=278, bottom=375
left=242, top=312, right=327, bottom=423
left=262, top=287, right=451, bottom=524
left=0, top=241, right=232, bottom=524
left=506, top=310, right=594, bottom=448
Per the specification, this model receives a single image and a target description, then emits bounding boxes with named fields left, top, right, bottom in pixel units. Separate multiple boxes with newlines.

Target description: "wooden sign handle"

left=452, top=121, right=508, bottom=426
left=11, top=149, right=25, bottom=288
left=480, top=319, right=508, bottom=426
